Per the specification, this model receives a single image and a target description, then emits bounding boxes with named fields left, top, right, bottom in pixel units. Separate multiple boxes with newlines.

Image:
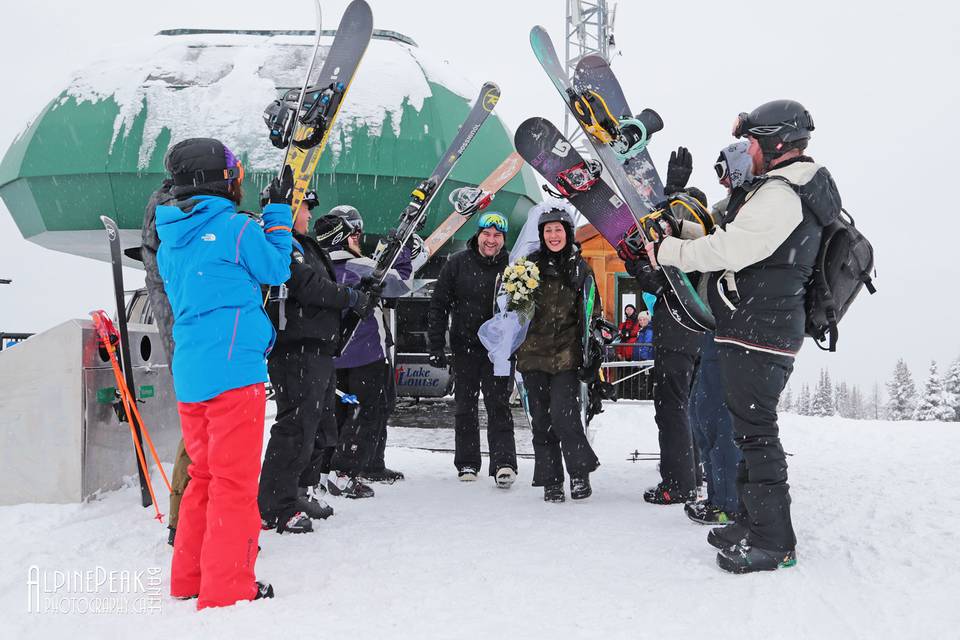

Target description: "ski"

left=527, top=27, right=715, bottom=332
left=421, top=152, right=524, bottom=265
left=99, top=215, right=152, bottom=507
left=339, top=82, right=501, bottom=352
left=263, top=0, right=373, bottom=215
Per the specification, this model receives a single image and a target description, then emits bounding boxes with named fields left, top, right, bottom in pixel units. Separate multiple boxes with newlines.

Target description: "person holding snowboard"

left=638, top=100, right=842, bottom=573
left=624, top=148, right=706, bottom=507
left=428, top=212, right=518, bottom=486
left=515, top=201, right=601, bottom=502
left=258, top=191, right=380, bottom=529
left=315, top=204, right=410, bottom=494
left=157, top=137, right=289, bottom=607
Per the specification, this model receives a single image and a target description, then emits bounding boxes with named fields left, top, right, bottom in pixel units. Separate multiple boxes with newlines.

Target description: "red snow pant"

left=170, top=383, right=266, bottom=609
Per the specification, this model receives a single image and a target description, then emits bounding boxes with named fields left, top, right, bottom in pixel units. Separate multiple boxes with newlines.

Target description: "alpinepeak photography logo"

left=27, top=564, right=162, bottom=615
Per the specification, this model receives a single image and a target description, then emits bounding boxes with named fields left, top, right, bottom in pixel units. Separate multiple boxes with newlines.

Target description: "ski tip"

left=99, top=214, right=115, bottom=226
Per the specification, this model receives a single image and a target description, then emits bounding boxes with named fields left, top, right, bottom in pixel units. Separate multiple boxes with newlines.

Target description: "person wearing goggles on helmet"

left=639, top=99, right=843, bottom=574
left=314, top=205, right=412, bottom=493
left=428, top=210, right=518, bottom=487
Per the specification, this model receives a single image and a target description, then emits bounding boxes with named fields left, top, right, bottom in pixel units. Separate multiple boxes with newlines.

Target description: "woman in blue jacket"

left=157, top=138, right=291, bottom=609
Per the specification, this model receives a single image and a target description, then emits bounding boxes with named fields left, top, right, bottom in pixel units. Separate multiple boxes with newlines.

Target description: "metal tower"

left=563, top=0, right=616, bottom=150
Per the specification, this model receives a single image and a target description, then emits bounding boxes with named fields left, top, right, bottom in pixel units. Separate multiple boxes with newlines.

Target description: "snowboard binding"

left=293, top=81, right=347, bottom=149
left=566, top=87, right=619, bottom=145
left=449, top=185, right=494, bottom=216
left=546, top=159, right=602, bottom=199
left=616, top=210, right=680, bottom=264
left=263, top=90, right=299, bottom=149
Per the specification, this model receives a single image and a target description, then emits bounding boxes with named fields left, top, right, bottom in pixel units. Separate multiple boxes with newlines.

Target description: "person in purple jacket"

left=313, top=206, right=412, bottom=496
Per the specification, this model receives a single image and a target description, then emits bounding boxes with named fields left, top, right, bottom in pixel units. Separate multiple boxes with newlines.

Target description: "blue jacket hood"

left=156, top=195, right=235, bottom=249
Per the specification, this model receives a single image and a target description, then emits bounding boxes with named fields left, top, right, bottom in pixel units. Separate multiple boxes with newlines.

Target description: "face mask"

left=713, top=140, right=755, bottom=189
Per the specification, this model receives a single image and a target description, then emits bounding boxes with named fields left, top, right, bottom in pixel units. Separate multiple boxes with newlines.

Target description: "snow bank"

left=60, top=32, right=459, bottom=171
left=2, top=405, right=955, bottom=637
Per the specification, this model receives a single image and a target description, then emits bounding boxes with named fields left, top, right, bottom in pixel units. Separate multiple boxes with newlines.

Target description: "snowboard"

left=421, top=152, right=524, bottom=264
left=269, top=0, right=373, bottom=215
left=100, top=215, right=152, bottom=507
left=528, top=27, right=715, bottom=332
left=339, top=82, right=501, bottom=353
left=580, top=274, right=596, bottom=435
left=573, top=53, right=665, bottom=210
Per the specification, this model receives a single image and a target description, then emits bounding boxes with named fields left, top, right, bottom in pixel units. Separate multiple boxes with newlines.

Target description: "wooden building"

left=575, top=224, right=653, bottom=324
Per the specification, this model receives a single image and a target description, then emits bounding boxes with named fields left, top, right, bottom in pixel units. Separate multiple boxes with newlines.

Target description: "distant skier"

left=428, top=212, right=518, bottom=486
left=156, top=137, right=290, bottom=607
left=637, top=100, right=842, bottom=573
left=515, top=203, right=600, bottom=502
left=258, top=191, right=380, bottom=530
left=315, top=204, right=410, bottom=494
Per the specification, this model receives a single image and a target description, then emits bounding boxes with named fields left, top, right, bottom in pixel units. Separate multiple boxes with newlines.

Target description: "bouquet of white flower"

left=502, top=258, right=540, bottom=322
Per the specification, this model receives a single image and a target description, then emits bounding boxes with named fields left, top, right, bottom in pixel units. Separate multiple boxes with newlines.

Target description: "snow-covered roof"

left=60, top=30, right=477, bottom=171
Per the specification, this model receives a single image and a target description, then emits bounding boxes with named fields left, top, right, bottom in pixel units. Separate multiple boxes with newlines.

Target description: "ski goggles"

left=223, top=146, right=245, bottom=185
left=477, top=212, right=508, bottom=234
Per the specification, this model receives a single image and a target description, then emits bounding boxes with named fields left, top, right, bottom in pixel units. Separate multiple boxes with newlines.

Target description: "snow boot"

left=326, top=471, right=375, bottom=499
left=167, top=527, right=176, bottom=547
left=297, top=486, right=334, bottom=520
left=544, top=483, right=565, bottom=503
left=277, top=510, right=313, bottom=534
left=458, top=466, right=479, bottom=482
left=717, top=541, right=797, bottom=574
left=685, top=501, right=736, bottom=526
left=643, top=482, right=695, bottom=505
left=255, top=581, right=275, bottom=600
left=707, top=522, right=750, bottom=551
left=495, top=467, right=516, bottom=489
left=362, top=467, right=405, bottom=484
left=570, top=474, right=592, bottom=501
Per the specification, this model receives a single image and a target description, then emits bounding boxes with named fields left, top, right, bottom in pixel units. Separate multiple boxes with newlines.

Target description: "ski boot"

left=685, top=501, right=736, bottom=526
left=717, top=541, right=797, bottom=574
left=361, top=467, right=405, bottom=484
left=458, top=466, right=479, bottom=482
left=297, top=486, right=334, bottom=520
left=570, top=474, right=592, bottom=501
left=277, top=511, right=313, bottom=534
left=707, top=522, right=750, bottom=551
left=495, top=467, right=516, bottom=489
left=167, top=527, right=176, bottom=547
left=643, top=482, right=694, bottom=505
left=544, top=483, right=565, bottom=503
left=326, top=471, right=375, bottom=499
left=255, top=581, right=275, bottom=600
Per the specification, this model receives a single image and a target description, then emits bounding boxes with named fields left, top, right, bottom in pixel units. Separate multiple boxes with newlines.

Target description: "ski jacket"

left=141, top=180, right=176, bottom=363
left=268, top=232, right=354, bottom=355
left=516, top=245, right=599, bottom=374
left=330, top=246, right=412, bottom=369
left=156, top=195, right=291, bottom=402
left=637, top=326, right=654, bottom=360
left=616, top=316, right=640, bottom=359
left=428, top=234, right=510, bottom=356
left=658, top=158, right=842, bottom=356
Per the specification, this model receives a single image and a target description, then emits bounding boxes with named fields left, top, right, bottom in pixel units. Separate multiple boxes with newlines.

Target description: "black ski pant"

left=653, top=346, right=699, bottom=493
left=326, top=359, right=390, bottom=474
left=258, top=344, right=338, bottom=521
left=365, top=363, right=397, bottom=472
left=453, top=352, right=517, bottom=475
left=524, top=369, right=600, bottom=486
left=717, top=343, right=796, bottom=551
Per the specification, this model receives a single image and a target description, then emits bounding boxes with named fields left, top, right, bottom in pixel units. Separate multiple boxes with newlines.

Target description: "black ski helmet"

left=327, top=204, right=364, bottom=235
left=165, top=137, right=244, bottom=201
left=733, top=99, right=815, bottom=159
left=303, top=190, right=320, bottom=211
left=537, top=205, right=575, bottom=250
left=313, top=215, right=352, bottom=249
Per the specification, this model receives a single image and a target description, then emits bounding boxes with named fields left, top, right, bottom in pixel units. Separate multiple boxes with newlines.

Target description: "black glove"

left=429, top=351, right=448, bottom=368
left=664, top=146, right=693, bottom=195
left=348, top=288, right=377, bottom=319
left=266, top=165, right=294, bottom=205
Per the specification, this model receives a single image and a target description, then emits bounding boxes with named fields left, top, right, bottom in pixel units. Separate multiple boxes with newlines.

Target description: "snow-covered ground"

left=2, top=403, right=957, bottom=638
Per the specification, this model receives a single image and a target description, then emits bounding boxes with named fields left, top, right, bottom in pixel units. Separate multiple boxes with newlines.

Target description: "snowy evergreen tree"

left=885, top=359, right=917, bottom=421
left=943, top=357, right=960, bottom=422
left=779, top=385, right=794, bottom=414
left=913, top=361, right=954, bottom=421
left=835, top=381, right=850, bottom=417
left=811, top=369, right=834, bottom=417
left=867, top=382, right=883, bottom=420
left=796, top=384, right=812, bottom=416
left=849, top=385, right=864, bottom=419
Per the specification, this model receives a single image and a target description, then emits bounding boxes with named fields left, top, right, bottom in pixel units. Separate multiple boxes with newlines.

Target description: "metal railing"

left=601, top=344, right=653, bottom=400
left=0, top=332, right=34, bottom=352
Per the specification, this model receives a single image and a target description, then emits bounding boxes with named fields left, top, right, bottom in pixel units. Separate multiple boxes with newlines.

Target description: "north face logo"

left=202, top=233, right=217, bottom=242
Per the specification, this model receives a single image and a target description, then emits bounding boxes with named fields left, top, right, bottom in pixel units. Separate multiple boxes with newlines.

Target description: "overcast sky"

left=1, top=0, right=958, bottom=394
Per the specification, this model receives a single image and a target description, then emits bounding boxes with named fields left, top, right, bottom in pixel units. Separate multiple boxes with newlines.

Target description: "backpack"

left=804, top=208, right=876, bottom=351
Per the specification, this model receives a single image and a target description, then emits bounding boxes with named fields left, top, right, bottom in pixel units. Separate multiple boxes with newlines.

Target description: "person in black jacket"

left=257, top=192, right=379, bottom=534
left=428, top=212, right=517, bottom=486
left=641, top=100, right=841, bottom=573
